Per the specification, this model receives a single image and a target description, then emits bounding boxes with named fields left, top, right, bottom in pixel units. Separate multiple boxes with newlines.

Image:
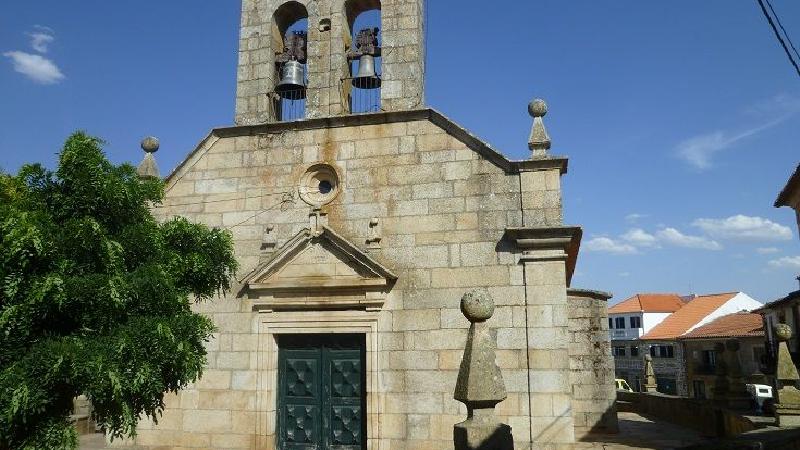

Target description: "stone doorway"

left=277, top=334, right=367, bottom=450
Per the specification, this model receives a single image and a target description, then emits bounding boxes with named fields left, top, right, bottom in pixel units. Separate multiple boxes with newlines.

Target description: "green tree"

left=0, top=132, right=238, bottom=449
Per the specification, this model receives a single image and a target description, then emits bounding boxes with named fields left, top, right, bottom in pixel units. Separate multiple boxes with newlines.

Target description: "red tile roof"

left=680, top=312, right=764, bottom=339
left=640, top=292, right=738, bottom=340
left=608, top=293, right=685, bottom=314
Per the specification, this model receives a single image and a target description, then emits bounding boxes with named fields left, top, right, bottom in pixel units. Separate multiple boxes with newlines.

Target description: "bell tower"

left=235, top=0, right=426, bottom=125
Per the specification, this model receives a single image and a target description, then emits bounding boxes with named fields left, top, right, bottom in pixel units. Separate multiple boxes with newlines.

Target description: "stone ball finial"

left=528, top=99, right=548, bottom=118
left=775, top=323, right=793, bottom=342
left=141, top=136, right=160, bottom=153
left=460, top=289, right=494, bottom=322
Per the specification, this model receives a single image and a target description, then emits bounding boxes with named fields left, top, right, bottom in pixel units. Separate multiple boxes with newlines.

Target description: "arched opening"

left=271, top=1, right=309, bottom=121
left=343, top=0, right=381, bottom=113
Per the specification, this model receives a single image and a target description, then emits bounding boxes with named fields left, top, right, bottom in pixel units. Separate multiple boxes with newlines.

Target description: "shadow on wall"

left=454, top=421, right=514, bottom=450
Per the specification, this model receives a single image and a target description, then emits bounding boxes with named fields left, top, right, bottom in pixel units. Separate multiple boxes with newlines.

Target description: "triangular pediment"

left=241, top=226, right=396, bottom=299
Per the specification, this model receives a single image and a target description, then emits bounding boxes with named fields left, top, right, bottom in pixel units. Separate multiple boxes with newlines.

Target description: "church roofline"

left=162, top=108, right=569, bottom=189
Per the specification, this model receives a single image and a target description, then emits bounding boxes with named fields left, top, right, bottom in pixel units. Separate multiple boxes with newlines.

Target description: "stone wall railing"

left=617, top=391, right=757, bottom=438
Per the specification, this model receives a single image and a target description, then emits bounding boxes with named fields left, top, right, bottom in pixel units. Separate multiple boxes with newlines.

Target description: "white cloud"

left=28, top=26, right=55, bottom=53
left=621, top=228, right=660, bottom=248
left=757, top=247, right=780, bottom=254
left=583, top=237, right=638, bottom=255
left=676, top=121, right=781, bottom=170
left=656, top=228, right=723, bottom=250
left=625, top=213, right=648, bottom=223
left=692, top=215, right=792, bottom=241
left=768, top=256, right=800, bottom=270
left=675, top=95, right=800, bottom=170
left=3, top=51, right=64, bottom=84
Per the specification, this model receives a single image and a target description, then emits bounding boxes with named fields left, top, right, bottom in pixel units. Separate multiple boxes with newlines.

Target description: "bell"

left=276, top=60, right=306, bottom=99
left=352, top=55, right=381, bottom=89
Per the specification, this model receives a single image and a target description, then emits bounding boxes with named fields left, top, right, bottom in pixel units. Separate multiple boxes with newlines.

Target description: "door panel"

left=278, top=335, right=366, bottom=450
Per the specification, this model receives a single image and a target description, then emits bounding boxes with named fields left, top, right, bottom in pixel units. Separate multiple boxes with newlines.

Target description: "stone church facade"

left=127, top=0, right=617, bottom=449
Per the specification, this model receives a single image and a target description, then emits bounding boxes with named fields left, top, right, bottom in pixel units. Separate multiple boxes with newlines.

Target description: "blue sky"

left=2, top=1, right=799, bottom=303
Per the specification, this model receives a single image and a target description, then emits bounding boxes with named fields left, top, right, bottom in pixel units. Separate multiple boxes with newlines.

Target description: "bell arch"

left=271, top=1, right=309, bottom=121
left=342, top=0, right=382, bottom=113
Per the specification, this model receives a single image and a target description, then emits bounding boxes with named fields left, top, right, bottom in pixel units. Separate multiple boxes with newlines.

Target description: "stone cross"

left=774, top=323, right=800, bottom=427
left=136, top=136, right=160, bottom=179
left=723, top=339, right=752, bottom=410
left=453, top=289, right=513, bottom=450
left=527, top=99, right=551, bottom=158
left=643, top=354, right=658, bottom=393
left=712, top=341, right=730, bottom=400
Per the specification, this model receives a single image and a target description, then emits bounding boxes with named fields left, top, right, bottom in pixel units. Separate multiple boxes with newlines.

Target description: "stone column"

left=643, top=354, right=657, bottom=393
left=505, top=227, right=581, bottom=447
left=453, top=290, right=513, bottom=450
left=774, top=324, right=800, bottom=427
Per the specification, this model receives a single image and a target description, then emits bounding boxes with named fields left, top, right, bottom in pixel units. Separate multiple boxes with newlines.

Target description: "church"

left=132, top=0, right=617, bottom=448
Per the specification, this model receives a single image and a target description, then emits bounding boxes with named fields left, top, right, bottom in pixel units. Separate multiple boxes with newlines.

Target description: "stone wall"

left=567, top=289, right=618, bottom=438
left=123, top=110, right=585, bottom=449
left=617, top=391, right=758, bottom=439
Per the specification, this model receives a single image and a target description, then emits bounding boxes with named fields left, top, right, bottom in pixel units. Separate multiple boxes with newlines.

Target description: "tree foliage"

left=0, top=132, right=238, bottom=449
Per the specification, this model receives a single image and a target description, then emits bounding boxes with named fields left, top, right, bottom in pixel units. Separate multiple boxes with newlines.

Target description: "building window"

left=650, top=345, right=674, bottom=358
left=615, top=317, right=626, bottom=329
left=612, top=346, right=626, bottom=357
left=657, top=377, right=677, bottom=395
left=630, top=316, right=642, bottom=328
left=608, top=318, right=613, bottom=329
left=630, top=346, right=639, bottom=357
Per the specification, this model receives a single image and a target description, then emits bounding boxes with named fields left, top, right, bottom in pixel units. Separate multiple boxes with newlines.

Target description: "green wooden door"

left=278, top=334, right=366, bottom=450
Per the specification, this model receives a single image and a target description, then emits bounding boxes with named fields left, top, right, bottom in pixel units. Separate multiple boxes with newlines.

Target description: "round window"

left=299, top=164, right=340, bottom=206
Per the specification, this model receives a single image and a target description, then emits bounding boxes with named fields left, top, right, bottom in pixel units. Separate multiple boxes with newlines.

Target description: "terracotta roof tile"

left=607, top=293, right=685, bottom=314
left=640, top=292, right=739, bottom=340
left=680, top=312, right=764, bottom=339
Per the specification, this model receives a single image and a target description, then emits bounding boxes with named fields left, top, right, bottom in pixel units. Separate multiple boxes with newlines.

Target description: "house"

left=608, top=293, right=685, bottom=390
left=638, top=292, right=762, bottom=395
left=757, top=164, right=800, bottom=372
left=123, top=0, right=620, bottom=448
left=775, top=163, right=800, bottom=233
left=679, top=312, right=766, bottom=400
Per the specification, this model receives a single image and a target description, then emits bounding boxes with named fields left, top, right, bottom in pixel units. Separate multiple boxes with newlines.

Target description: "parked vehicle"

left=616, top=378, right=634, bottom=392
left=746, top=384, right=773, bottom=414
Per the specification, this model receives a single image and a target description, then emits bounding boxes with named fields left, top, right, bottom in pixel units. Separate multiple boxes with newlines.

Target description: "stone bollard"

left=774, top=323, right=800, bottom=427
left=453, top=289, right=513, bottom=450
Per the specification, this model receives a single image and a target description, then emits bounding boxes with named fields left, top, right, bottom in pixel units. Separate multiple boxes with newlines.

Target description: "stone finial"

left=136, top=136, right=160, bottom=179
left=775, top=324, right=799, bottom=382
left=527, top=98, right=551, bottom=158
left=366, top=218, right=381, bottom=250
left=453, top=289, right=512, bottom=450
left=774, top=323, right=800, bottom=426
left=643, top=354, right=658, bottom=393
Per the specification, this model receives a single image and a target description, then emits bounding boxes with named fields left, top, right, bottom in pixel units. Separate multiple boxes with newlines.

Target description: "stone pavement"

left=80, top=412, right=708, bottom=450
left=575, top=412, right=711, bottom=450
